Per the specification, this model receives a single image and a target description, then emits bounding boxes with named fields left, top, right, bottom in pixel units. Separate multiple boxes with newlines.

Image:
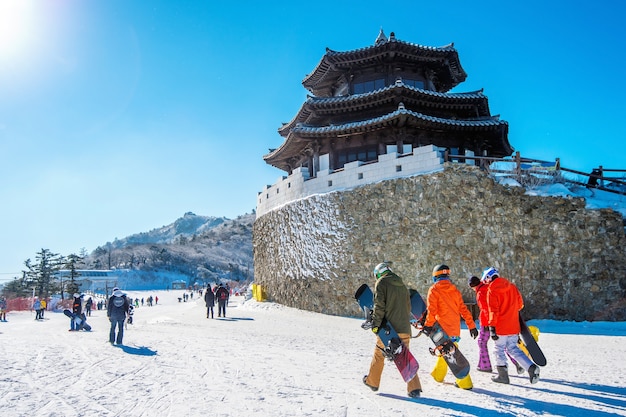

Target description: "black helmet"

left=432, top=264, right=450, bottom=282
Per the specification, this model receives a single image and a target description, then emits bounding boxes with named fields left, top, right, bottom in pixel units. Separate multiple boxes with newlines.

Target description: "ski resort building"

left=257, top=30, right=512, bottom=216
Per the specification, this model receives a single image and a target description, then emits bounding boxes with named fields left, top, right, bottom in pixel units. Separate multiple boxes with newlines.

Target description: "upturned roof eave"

left=278, top=83, right=490, bottom=136
left=302, top=38, right=466, bottom=94
left=291, top=108, right=508, bottom=136
left=267, top=109, right=510, bottom=168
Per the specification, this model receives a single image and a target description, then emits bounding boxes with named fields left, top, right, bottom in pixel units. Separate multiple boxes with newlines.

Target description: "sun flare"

left=0, top=0, right=35, bottom=61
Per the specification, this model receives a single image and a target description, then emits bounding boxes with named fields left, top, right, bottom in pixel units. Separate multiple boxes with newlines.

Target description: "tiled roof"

left=278, top=81, right=488, bottom=137
left=303, top=35, right=466, bottom=95
left=290, top=107, right=507, bottom=137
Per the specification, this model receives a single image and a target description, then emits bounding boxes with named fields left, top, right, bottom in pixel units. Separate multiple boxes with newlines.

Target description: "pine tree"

left=24, top=249, right=63, bottom=298
left=63, top=253, right=84, bottom=299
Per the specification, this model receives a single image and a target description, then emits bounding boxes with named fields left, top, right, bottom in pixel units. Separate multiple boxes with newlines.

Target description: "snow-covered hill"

left=83, top=212, right=255, bottom=288
left=109, top=212, right=228, bottom=248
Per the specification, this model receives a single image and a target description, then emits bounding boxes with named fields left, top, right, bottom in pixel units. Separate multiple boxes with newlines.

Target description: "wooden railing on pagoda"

left=443, top=150, right=626, bottom=196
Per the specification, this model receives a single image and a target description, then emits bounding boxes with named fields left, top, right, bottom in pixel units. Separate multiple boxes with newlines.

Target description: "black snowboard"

left=519, top=313, right=546, bottom=366
left=410, top=289, right=470, bottom=379
left=63, top=309, right=92, bottom=331
left=355, top=284, right=419, bottom=383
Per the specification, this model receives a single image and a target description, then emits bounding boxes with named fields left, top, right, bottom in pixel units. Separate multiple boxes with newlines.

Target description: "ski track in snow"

left=1, top=290, right=625, bottom=416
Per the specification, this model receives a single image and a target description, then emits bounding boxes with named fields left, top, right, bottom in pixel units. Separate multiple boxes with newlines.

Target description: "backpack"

left=113, top=296, right=126, bottom=308
left=72, top=298, right=81, bottom=313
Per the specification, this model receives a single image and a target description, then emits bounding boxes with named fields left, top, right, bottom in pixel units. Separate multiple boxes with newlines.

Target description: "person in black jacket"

left=107, top=289, right=130, bottom=345
left=70, top=293, right=82, bottom=331
left=204, top=286, right=215, bottom=319
left=215, top=284, right=229, bottom=318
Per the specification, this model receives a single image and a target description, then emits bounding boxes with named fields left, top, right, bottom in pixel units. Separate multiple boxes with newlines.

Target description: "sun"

left=0, top=0, right=35, bottom=61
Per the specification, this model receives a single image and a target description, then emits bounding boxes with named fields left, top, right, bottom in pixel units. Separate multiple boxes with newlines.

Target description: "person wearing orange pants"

left=363, top=262, right=423, bottom=398
left=364, top=332, right=422, bottom=395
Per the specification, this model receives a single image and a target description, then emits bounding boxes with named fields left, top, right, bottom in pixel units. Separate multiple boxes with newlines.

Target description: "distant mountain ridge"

left=86, top=212, right=255, bottom=289
left=110, top=212, right=228, bottom=248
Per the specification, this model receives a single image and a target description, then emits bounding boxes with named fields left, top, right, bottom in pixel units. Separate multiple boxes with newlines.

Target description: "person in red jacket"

left=422, top=264, right=478, bottom=389
left=482, top=266, right=540, bottom=384
left=468, top=275, right=493, bottom=372
left=469, top=275, right=526, bottom=375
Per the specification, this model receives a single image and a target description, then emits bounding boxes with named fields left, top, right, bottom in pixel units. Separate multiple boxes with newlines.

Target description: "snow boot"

left=455, top=373, right=473, bottom=390
left=430, top=355, right=448, bottom=383
left=528, top=364, right=540, bottom=384
left=491, top=366, right=510, bottom=384
left=408, top=389, right=421, bottom=398
left=362, top=375, right=378, bottom=392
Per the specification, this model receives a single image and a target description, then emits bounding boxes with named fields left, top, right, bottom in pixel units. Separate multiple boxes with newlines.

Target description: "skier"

left=0, top=296, right=7, bottom=321
left=481, top=266, right=540, bottom=384
left=421, top=264, right=478, bottom=390
left=204, top=286, right=215, bottom=319
left=363, top=262, right=423, bottom=398
left=107, top=288, right=130, bottom=345
left=215, top=284, right=229, bottom=318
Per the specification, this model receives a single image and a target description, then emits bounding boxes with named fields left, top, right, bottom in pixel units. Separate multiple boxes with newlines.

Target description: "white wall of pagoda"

left=257, top=144, right=476, bottom=217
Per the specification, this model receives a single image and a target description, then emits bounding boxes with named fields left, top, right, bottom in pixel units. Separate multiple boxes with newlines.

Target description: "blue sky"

left=1, top=0, right=625, bottom=279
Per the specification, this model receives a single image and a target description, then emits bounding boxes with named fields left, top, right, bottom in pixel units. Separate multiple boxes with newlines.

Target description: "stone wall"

left=253, top=164, right=626, bottom=321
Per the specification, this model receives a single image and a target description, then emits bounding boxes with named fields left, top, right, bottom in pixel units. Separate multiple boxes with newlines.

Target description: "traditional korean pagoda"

left=263, top=30, right=512, bottom=177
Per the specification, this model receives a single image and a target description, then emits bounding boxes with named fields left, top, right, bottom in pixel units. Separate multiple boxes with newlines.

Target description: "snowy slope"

left=1, top=290, right=625, bottom=416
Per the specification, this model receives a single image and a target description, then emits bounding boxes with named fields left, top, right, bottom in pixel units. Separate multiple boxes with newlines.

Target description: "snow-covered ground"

left=1, top=289, right=625, bottom=417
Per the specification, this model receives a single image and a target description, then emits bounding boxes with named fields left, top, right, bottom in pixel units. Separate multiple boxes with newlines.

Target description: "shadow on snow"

left=115, top=344, right=158, bottom=356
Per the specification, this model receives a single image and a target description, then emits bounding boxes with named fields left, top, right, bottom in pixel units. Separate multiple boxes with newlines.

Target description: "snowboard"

left=63, top=309, right=92, bottom=331
left=519, top=313, right=546, bottom=366
left=409, top=289, right=471, bottom=380
left=355, top=284, right=419, bottom=383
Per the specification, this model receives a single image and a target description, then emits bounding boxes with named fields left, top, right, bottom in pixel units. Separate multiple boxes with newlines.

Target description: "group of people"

left=32, top=297, right=47, bottom=320
left=363, top=261, right=540, bottom=398
left=65, top=289, right=131, bottom=346
left=204, top=283, right=230, bottom=318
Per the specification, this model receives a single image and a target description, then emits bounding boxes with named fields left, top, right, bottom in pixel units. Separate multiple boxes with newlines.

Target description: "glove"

left=371, top=327, right=379, bottom=335
left=422, top=326, right=433, bottom=336
left=489, top=326, right=499, bottom=340
left=470, top=327, right=479, bottom=339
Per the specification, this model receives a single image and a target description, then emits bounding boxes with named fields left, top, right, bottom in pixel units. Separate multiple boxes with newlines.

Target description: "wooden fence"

left=443, top=151, right=626, bottom=196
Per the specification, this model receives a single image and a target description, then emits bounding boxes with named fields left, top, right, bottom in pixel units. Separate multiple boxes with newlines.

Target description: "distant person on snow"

left=215, top=284, right=229, bottom=318
left=85, top=297, right=93, bottom=316
left=107, top=288, right=130, bottom=345
left=0, top=296, right=7, bottom=321
left=481, top=266, right=540, bottom=385
left=33, top=297, right=42, bottom=320
left=40, top=298, right=47, bottom=319
left=204, top=286, right=215, bottom=319
left=70, top=293, right=82, bottom=331
left=126, top=304, right=135, bottom=327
